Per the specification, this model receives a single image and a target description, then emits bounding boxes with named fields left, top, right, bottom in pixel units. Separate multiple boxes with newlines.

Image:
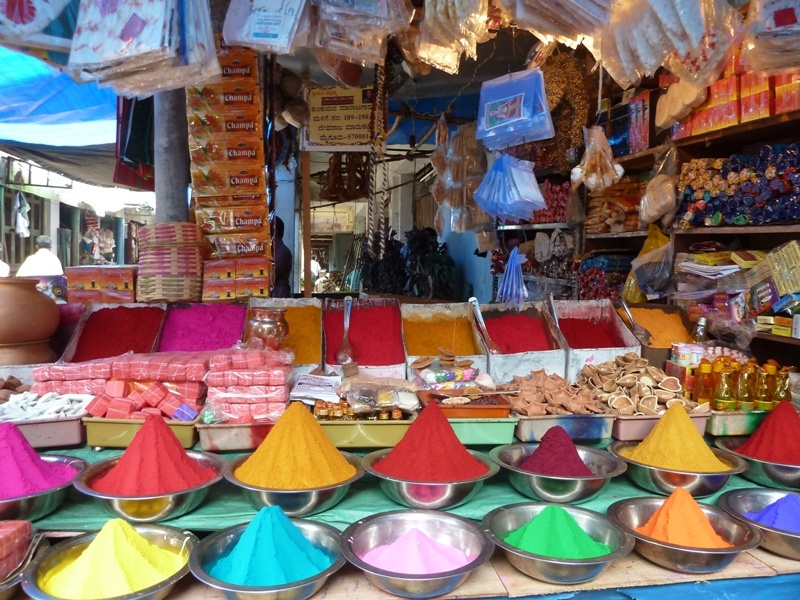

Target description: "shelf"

left=497, top=223, right=569, bottom=231
left=754, top=333, right=800, bottom=346
left=616, top=147, right=660, bottom=172
left=586, top=231, right=649, bottom=239
left=672, top=224, right=800, bottom=236
left=534, top=166, right=569, bottom=179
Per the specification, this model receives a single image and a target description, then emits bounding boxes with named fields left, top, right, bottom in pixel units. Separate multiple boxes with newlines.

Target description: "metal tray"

left=514, top=412, right=615, bottom=442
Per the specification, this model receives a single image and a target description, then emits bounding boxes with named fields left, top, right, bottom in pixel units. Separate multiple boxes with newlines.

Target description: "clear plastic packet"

left=312, top=8, right=387, bottom=66
left=515, top=0, right=612, bottom=46
left=416, top=25, right=461, bottom=74
left=496, top=247, right=529, bottom=308
left=631, top=237, right=674, bottom=297
left=570, top=126, right=624, bottom=194
left=744, top=0, right=800, bottom=72
left=476, top=68, right=554, bottom=150
left=223, top=0, right=307, bottom=54
left=201, top=399, right=288, bottom=424
left=474, top=154, right=546, bottom=222
left=639, top=143, right=679, bottom=225
left=312, top=47, right=364, bottom=87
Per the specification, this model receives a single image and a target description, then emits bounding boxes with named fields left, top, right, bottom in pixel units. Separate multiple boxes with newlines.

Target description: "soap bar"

left=0, top=520, right=31, bottom=580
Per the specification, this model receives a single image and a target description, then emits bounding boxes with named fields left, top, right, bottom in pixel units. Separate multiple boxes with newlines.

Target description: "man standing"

left=271, top=217, right=292, bottom=298
left=16, top=235, right=64, bottom=277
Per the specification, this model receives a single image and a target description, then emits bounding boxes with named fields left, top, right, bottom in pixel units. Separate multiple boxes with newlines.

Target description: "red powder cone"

left=373, top=401, right=488, bottom=482
left=737, top=401, right=800, bottom=466
left=518, top=426, right=594, bottom=477
left=90, top=415, right=215, bottom=495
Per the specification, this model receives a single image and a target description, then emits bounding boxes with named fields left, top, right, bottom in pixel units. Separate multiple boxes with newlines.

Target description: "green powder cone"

left=504, top=506, right=612, bottom=560
left=209, top=506, right=333, bottom=586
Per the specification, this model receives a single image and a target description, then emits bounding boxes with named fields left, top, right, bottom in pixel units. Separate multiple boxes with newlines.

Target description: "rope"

left=366, top=63, right=380, bottom=257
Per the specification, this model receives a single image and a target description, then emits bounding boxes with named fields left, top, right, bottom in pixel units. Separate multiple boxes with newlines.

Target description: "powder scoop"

left=335, top=296, right=354, bottom=365
left=468, top=297, right=501, bottom=355
left=618, top=297, right=653, bottom=346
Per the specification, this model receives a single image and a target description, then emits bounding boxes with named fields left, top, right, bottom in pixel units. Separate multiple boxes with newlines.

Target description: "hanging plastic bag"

left=223, top=0, right=307, bottom=54
left=565, top=188, right=585, bottom=228
left=496, top=247, right=528, bottom=308
left=639, top=143, right=679, bottom=225
left=631, top=236, right=674, bottom=297
left=476, top=68, right=554, bottom=150
left=474, top=154, right=546, bottom=222
left=744, top=0, right=800, bottom=72
left=622, top=224, right=668, bottom=303
left=570, top=126, right=624, bottom=194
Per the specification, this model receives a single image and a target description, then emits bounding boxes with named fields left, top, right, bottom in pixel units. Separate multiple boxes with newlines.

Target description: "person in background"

left=271, top=216, right=292, bottom=298
left=16, top=235, right=64, bottom=277
left=310, top=252, right=321, bottom=280
left=0, top=244, right=9, bottom=277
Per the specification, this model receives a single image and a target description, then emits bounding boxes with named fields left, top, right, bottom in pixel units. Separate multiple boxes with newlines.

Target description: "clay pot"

left=0, top=280, right=59, bottom=364
left=246, top=308, right=289, bottom=350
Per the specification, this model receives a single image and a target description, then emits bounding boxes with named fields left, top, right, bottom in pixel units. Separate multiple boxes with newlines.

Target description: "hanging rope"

left=366, top=62, right=381, bottom=258
left=379, top=59, right=393, bottom=260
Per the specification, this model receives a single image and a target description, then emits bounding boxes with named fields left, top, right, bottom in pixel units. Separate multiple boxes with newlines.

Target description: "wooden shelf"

left=754, top=333, right=800, bottom=346
left=534, top=167, right=569, bottom=179
left=586, top=231, right=649, bottom=239
left=497, top=222, right=569, bottom=231
left=672, top=224, right=800, bottom=236
left=616, top=147, right=660, bottom=172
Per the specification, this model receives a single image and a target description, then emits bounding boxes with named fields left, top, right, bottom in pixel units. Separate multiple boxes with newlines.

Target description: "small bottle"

left=391, top=408, right=403, bottom=420
left=712, top=357, right=725, bottom=389
left=713, top=369, right=736, bottom=411
left=773, top=369, right=793, bottom=404
left=691, top=317, right=708, bottom=343
left=317, top=402, right=329, bottom=420
left=753, top=368, right=772, bottom=411
left=378, top=410, right=389, bottom=420
left=695, top=362, right=715, bottom=405
left=332, top=404, right=344, bottom=420
left=764, top=364, right=778, bottom=403
left=736, top=365, right=755, bottom=410
left=729, top=360, right=742, bottom=388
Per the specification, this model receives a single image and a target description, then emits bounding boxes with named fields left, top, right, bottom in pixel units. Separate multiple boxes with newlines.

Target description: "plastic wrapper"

left=565, top=187, right=585, bottom=228
left=416, top=367, right=476, bottom=384
left=195, top=205, right=268, bottom=234
left=340, top=375, right=418, bottom=414
left=477, top=69, right=554, bottom=150
left=443, top=123, right=486, bottom=210
left=416, top=26, right=461, bottom=74
left=419, top=0, right=488, bottom=66
left=206, top=367, right=292, bottom=387
left=708, top=311, right=756, bottom=350
left=570, top=126, right=624, bottom=194
left=631, top=237, right=674, bottom=297
left=474, top=154, right=546, bottom=222
left=202, top=399, right=288, bottom=424
left=33, top=357, right=114, bottom=381
left=744, top=0, right=800, bottom=72
left=496, top=247, right=528, bottom=307
left=515, top=0, right=612, bottom=46
left=31, top=379, right=107, bottom=395
left=310, top=7, right=388, bottom=66
left=223, top=0, right=306, bottom=54
left=640, top=143, right=679, bottom=225
left=207, top=384, right=290, bottom=403
left=111, top=351, right=214, bottom=382
left=204, top=231, right=271, bottom=260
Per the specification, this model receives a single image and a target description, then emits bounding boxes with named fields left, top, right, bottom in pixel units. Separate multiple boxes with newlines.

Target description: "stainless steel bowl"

left=189, top=518, right=345, bottom=600
left=341, top=509, right=494, bottom=599
left=718, top=488, right=800, bottom=560
left=607, top=497, right=763, bottom=574
left=21, top=523, right=197, bottom=600
left=224, top=452, right=364, bottom=517
left=714, top=437, right=800, bottom=490
left=608, top=441, right=748, bottom=497
left=361, top=449, right=498, bottom=510
left=0, top=455, right=87, bottom=522
left=482, top=502, right=635, bottom=585
left=489, top=444, right=627, bottom=504
left=73, top=451, right=224, bottom=523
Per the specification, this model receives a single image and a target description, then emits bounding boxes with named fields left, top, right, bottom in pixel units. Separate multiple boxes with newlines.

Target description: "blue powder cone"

left=745, top=494, right=800, bottom=534
left=209, top=506, right=333, bottom=586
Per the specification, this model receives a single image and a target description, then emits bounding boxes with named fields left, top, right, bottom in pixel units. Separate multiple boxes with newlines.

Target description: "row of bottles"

left=695, top=357, right=793, bottom=412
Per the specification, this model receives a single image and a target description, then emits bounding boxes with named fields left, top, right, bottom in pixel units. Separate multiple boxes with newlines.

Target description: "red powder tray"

left=83, top=416, right=198, bottom=448
left=417, top=391, right=513, bottom=419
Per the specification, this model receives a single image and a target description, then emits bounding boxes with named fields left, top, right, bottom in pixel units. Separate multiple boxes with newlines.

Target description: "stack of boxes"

left=66, top=266, right=137, bottom=304
left=690, top=76, right=739, bottom=136
left=186, top=38, right=272, bottom=302
left=774, top=72, right=800, bottom=115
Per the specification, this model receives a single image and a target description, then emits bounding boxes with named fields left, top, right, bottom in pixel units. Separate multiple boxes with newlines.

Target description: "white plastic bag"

left=570, top=126, right=624, bottom=194
left=640, top=143, right=679, bottom=225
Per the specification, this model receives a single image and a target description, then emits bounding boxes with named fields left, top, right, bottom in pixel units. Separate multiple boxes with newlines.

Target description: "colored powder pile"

left=518, top=426, right=594, bottom=477
left=90, top=415, right=216, bottom=496
left=736, top=401, right=800, bottom=466
left=209, top=506, right=332, bottom=586
left=744, top=494, right=800, bottom=533
left=324, top=305, right=405, bottom=366
left=484, top=313, right=550, bottom=354
left=504, top=505, right=611, bottom=559
left=637, top=487, right=732, bottom=548
left=235, top=402, right=356, bottom=489
left=403, top=315, right=477, bottom=356
left=373, top=402, right=488, bottom=482
left=40, top=519, right=186, bottom=599
left=616, top=308, right=691, bottom=349
left=283, top=305, right=322, bottom=365
left=360, top=529, right=473, bottom=575
left=0, top=422, right=77, bottom=500
left=72, top=306, right=165, bottom=362
left=557, top=318, right=623, bottom=350
left=158, top=303, right=246, bottom=352
left=620, top=404, right=730, bottom=472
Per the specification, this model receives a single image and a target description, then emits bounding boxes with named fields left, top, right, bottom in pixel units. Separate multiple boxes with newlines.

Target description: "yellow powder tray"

left=612, top=413, right=711, bottom=441
left=83, top=416, right=198, bottom=448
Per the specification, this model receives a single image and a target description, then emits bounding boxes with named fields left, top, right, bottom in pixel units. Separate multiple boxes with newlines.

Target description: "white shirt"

left=16, top=248, right=64, bottom=277
left=0, top=261, right=9, bottom=277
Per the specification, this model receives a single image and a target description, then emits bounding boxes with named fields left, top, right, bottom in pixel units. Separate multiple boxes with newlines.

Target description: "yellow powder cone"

left=637, top=487, right=732, bottom=548
left=621, top=404, right=729, bottom=472
left=41, top=519, right=186, bottom=599
left=235, top=402, right=356, bottom=489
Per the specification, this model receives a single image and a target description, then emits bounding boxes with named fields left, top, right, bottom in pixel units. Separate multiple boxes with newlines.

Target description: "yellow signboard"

left=301, top=85, right=374, bottom=152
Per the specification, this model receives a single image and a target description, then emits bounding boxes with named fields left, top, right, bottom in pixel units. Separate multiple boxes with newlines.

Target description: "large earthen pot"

left=0, top=279, right=59, bottom=365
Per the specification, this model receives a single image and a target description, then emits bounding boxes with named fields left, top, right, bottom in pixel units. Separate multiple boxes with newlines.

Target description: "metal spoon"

left=335, top=296, right=354, bottom=365
left=468, top=297, right=502, bottom=355
left=619, top=297, right=654, bottom=346
left=2, top=532, right=47, bottom=585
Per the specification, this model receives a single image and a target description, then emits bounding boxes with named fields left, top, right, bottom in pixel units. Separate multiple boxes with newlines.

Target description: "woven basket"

left=137, top=275, right=203, bottom=303
left=139, top=246, right=204, bottom=278
left=139, top=223, right=204, bottom=247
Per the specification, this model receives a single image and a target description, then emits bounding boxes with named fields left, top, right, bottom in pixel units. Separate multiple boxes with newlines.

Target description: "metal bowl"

left=489, top=444, right=627, bottom=504
left=718, top=488, right=800, bottom=560
left=0, top=455, right=87, bottom=522
left=189, top=518, right=345, bottom=600
left=482, top=502, right=635, bottom=585
left=224, top=452, right=364, bottom=517
left=607, top=497, right=763, bottom=574
left=341, top=509, right=494, bottom=599
left=73, top=451, right=224, bottom=523
left=607, top=441, right=748, bottom=497
left=21, top=523, right=197, bottom=600
left=714, top=437, right=800, bottom=490
left=361, top=449, right=498, bottom=510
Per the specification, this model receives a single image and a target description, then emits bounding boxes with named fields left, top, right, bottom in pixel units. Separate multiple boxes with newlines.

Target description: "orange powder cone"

left=636, top=487, right=731, bottom=549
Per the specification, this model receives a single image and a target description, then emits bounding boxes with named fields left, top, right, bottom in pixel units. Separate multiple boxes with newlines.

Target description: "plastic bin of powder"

left=83, top=416, right=198, bottom=448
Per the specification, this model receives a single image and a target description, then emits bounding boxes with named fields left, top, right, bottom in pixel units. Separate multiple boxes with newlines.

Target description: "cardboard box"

left=66, top=266, right=101, bottom=290
left=204, top=259, right=236, bottom=281
left=236, top=256, right=271, bottom=278
left=772, top=325, right=792, bottom=337
left=203, top=279, right=237, bottom=302
left=628, top=90, right=651, bottom=154
left=793, top=314, right=800, bottom=339
left=236, top=277, right=270, bottom=299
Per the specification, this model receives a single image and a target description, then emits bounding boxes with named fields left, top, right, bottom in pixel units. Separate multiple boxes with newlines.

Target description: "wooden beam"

left=301, top=150, right=312, bottom=298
